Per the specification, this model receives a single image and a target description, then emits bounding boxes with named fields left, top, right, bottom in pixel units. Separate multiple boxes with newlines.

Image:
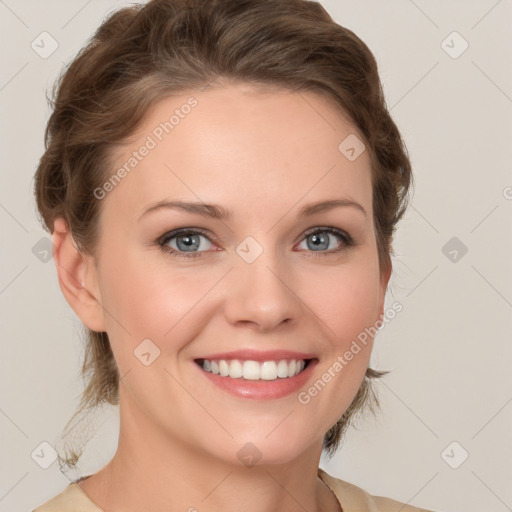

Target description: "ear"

left=52, top=218, right=106, bottom=332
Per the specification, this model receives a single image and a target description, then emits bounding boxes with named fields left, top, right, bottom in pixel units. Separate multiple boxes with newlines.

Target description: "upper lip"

left=196, top=349, right=316, bottom=362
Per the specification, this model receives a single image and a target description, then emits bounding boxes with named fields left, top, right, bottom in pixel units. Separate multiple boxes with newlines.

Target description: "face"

left=84, top=82, right=389, bottom=466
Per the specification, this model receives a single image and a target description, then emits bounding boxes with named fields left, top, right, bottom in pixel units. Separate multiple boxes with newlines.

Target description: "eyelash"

left=157, top=226, right=355, bottom=260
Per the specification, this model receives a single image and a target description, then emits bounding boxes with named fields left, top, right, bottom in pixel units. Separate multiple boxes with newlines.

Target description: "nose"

left=223, top=248, right=302, bottom=332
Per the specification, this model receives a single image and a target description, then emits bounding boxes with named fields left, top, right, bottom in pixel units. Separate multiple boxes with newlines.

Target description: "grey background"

left=1, top=1, right=511, bottom=511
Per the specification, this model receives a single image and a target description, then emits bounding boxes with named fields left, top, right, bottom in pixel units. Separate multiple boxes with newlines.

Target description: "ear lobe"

left=52, top=218, right=106, bottom=332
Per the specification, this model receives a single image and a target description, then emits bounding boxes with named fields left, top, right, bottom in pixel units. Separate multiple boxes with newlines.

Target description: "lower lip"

left=196, top=360, right=318, bottom=400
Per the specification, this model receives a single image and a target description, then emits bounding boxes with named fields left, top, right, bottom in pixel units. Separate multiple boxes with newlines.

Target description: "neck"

left=78, top=400, right=340, bottom=512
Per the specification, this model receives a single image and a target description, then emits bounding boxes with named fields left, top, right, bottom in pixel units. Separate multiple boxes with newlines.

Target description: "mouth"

left=193, top=352, right=318, bottom=400
left=195, top=357, right=314, bottom=381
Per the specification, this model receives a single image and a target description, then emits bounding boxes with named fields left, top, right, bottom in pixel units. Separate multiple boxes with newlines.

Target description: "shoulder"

left=318, top=468, right=436, bottom=512
left=32, top=481, right=102, bottom=512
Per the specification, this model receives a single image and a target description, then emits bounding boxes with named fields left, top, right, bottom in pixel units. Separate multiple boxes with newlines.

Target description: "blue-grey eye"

left=163, top=231, right=213, bottom=253
left=297, top=228, right=349, bottom=252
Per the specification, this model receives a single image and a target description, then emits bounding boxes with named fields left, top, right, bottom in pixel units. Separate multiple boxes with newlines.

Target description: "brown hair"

left=34, top=0, right=412, bottom=466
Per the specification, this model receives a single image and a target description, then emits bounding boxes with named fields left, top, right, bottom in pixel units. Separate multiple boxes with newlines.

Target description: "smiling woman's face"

left=83, top=82, right=389, bottom=466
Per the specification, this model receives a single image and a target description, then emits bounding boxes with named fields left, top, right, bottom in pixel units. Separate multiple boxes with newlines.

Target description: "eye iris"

left=176, top=233, right=200, bottom=251
left=309, top=232, right=329, bottom=251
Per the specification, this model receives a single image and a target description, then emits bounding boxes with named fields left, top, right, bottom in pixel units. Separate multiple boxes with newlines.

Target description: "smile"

left=198, top=358, right=310, bottom=381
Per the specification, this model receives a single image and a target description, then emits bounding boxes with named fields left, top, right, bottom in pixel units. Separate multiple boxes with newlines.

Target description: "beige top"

left=33, top=468, right=435, bottom=511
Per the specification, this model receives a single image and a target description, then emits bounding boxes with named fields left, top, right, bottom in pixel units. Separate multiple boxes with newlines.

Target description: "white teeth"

left=229, top=359, right=243, bottom=378
left=201, top=358, right=307, bottom=380
left=218, top=360, right=229, bottom=377
left=260, top=361, right=277, bottom=380
left=277, top=360, right=289, bottom=378
left=243, top=361, right=260, bottom=380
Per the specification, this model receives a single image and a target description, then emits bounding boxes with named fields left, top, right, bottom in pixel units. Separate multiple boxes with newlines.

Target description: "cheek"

left=302, top=258, right=382, bottom=346
left=297, top=265, right=381, bottom=430
left=96, top=251, right=226, bottom=355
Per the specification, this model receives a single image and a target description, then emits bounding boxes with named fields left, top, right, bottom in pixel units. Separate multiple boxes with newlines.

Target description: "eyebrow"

left=138, top=198, right=367, bottom=222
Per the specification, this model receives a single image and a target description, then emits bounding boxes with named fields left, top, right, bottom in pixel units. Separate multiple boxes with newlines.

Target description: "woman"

left=32, top=0, right=433, bottom=510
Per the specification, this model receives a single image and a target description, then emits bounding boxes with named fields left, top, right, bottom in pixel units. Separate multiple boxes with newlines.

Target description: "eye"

left=158, top=229, right=215, bottom=259
left=296, top=227, right=353, bottom=256
left=157, top=226, right=354, bottom=259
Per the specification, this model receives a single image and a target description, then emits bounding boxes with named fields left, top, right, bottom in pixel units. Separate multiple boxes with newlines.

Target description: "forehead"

left=103, top=83, right=373, bottom=223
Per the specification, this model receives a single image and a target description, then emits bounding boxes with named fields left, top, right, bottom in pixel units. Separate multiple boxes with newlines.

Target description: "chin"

left=212, top=430, right=318, bottom=468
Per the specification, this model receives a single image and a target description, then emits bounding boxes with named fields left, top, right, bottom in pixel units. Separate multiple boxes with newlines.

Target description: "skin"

left=53, top=81, right=391, bottom=512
